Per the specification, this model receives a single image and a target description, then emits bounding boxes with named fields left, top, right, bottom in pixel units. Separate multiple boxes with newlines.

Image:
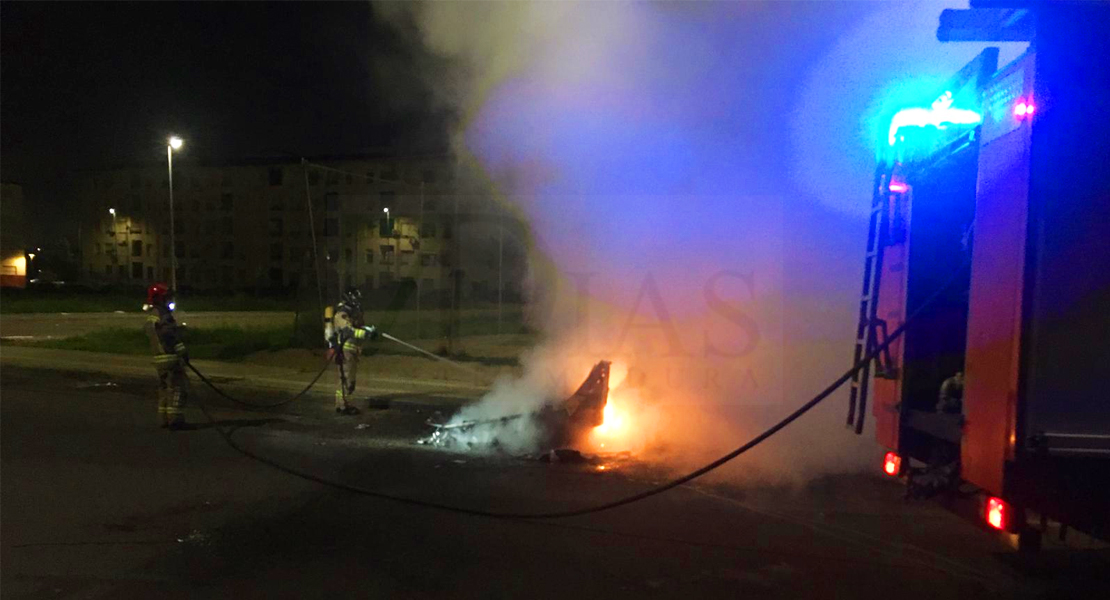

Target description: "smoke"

left=377, top=1, right=1024, bottom=485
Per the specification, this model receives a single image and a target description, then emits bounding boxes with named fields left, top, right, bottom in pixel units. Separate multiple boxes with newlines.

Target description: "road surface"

left=2, top=366, right=1107, bottom=599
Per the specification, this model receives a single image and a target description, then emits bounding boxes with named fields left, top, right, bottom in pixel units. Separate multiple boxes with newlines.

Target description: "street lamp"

left=167, top=136, right=183, bottom=290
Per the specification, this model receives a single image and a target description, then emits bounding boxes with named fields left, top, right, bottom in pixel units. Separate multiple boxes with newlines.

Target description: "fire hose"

left=187, top=359, right=331, bottom=409
left=188, top=263, right=968, bottom=519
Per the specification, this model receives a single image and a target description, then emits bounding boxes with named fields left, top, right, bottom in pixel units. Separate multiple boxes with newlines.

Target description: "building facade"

left=76, top=154, right=519, bottom=299
left=1, top=181, right=28, bottom=288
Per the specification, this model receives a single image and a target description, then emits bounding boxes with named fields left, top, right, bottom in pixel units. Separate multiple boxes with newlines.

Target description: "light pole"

left=167, top=136, right=183, bottom=290
left=108, top=208, right=119, bottom=280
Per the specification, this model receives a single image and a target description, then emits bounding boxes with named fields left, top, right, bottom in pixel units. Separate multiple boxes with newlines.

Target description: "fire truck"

left=847, top=1, right=1110, bottom=550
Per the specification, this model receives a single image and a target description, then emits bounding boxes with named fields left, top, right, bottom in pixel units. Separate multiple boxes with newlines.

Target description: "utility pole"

left=498, top=203, right=504, bottom=334
left=417, top=181, right=424, bottom=338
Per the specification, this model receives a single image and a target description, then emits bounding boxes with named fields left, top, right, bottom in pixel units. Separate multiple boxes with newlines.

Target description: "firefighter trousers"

left=156, top=362, right=189, bottom=426
left=335, top=349, right=359, bottom=410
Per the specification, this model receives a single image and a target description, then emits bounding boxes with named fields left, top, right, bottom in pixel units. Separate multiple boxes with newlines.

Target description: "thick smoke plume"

left=378, top=1, right=1026, bottom=485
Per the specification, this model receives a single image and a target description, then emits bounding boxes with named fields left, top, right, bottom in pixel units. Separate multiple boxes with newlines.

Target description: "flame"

left=587, top=360, right=645, bottom=453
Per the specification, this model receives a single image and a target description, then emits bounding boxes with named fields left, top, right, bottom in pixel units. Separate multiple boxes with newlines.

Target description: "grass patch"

left=33, top=326, right=297, bottom=361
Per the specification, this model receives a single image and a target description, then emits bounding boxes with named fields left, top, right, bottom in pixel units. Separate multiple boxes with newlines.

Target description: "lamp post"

left=167, top=136, right=183, bottom=290
left=108, top=208, right=119, bottom=280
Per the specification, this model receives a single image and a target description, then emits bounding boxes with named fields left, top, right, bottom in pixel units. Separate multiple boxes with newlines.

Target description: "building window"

left=325, top=192, right=338, bottom=211
left=220, top=193, right=233, bottom=211
left=400, top=250, right=414, bottom=265
left=221, top=217, right=233, bottom=235
left=422, top=278, right=435, bottom=292
left=129, top=240, right=141, bottom=257
left=420, top=222, right=436, bottom=238
left=270, top=196, right=285, bottom=211
left=269, top=217, right=283, bottom=236
left=270, top=242, right=283, bottom=261
left=420, top=253, right=437, bottom=267
left=268, top=167, right=284, bottom=186
left=365, top=170, right=375, bottom=182
left=105, top=265, right=112, bottom=275
left=118, top=265, right=126, bottom=277
left=344, top=248, right=353, bottom=262
left=146, top=243, right=153, bottom=257
left=308, top=171, right=320, bottom=186
left=104, top=243, right=113, bottom=254
left=380, top=245, right=395, bottom=264
left=324, top=218, right=339, bottom=237
left=442, top=223, right=453, bottom=239
left=365, top=249, right=374, bottom=264
left=326, top=170, right=339, bottom=185
left=382, top=166, right=398, bottom=181
left=146, top=266, right=154, bottom=279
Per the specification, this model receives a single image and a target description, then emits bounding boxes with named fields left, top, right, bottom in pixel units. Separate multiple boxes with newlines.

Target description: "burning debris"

left=421, top=361, right=611, bottom=453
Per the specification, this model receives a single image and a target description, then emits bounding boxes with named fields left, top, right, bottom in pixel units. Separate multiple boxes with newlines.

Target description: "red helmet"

left=147, top=283, right=171, bottom=306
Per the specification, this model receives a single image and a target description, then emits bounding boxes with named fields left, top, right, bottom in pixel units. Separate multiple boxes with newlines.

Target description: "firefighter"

left=144, top=283, right=190, bottom=429
left=324, top=288, right=379, bottom=415
left=937, top=371, right=964, bottom=414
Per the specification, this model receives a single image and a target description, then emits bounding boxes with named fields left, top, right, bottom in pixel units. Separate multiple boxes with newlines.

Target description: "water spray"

left=379, top=332, right=485, bottom=377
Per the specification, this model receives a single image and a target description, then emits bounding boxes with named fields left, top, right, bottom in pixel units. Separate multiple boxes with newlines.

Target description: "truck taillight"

left=986, top=497, right=1007, bottom=530
left=883, top=452, right=901, bottom=476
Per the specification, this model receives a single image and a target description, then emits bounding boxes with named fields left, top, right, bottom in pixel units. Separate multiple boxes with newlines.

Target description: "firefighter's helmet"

left=341, top=287, right=362, bottom=309
left=147, top=283, right=173, bottom=307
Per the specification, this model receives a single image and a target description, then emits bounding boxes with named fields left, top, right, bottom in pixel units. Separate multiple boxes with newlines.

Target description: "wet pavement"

left=2, top=366, right=1108, bottom=599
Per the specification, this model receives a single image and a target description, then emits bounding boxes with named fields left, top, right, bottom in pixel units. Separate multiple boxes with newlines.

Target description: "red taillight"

left=986, top=497, right=1007, bottom=530
left=883, top=452, right=901, bottom=476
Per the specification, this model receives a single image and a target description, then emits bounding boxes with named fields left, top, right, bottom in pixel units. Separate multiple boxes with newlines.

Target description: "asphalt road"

left=2, top=366, right=1107, bottom=599
left=0, top=311, right=296, bottom=340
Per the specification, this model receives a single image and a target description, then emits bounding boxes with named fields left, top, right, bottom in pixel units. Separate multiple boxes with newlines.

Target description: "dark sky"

left=2, top=1, right=450, bottom=209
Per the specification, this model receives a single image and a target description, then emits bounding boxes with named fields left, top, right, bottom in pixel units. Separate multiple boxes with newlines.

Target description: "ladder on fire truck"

left=847, top=166, right=900, bottom=434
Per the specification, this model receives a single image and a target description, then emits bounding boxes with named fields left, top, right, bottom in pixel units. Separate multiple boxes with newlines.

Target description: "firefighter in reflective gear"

left=324, top=288, right=379, bottom=415
left=144, top=283, right=190, bottom=429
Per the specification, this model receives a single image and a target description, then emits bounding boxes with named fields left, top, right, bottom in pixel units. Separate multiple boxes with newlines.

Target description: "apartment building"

left=77, top=154, right=515, bottom=298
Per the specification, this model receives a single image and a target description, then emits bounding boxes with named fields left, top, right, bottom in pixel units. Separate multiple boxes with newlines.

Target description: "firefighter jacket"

left=145, top=306, right=187, bottom=370
left=325, top=303, right=374, bottom=355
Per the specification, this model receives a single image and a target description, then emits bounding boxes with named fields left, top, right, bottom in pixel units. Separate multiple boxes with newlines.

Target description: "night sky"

left=2, top=1, right=451, bottom=225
